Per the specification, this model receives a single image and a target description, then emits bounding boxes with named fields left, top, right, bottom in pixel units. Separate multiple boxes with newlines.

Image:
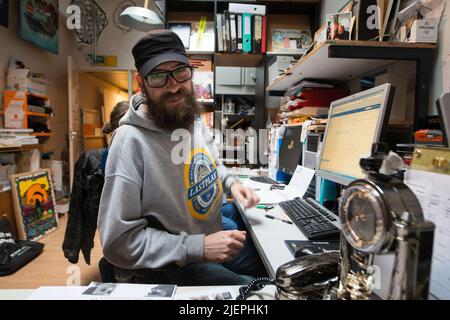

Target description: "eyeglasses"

left=145, top=65, right=193, bottom=88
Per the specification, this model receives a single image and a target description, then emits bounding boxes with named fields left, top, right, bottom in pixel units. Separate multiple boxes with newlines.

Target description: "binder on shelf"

left=230, top=13, right=238, bottom=53
left=216, top=13, right=224, bottom=52
left=242, top=13, right=252, bottom=53
left=229, top=3, right=266, bottom=16
left=236, top=13, right=243, bottom=52
left=224, top=11, right=232, bottom=52
left=261, top=15, right=267, bottom=54
left=221, top=13, right=227, bottom=52
left=252, top=15, right=263, bottom=53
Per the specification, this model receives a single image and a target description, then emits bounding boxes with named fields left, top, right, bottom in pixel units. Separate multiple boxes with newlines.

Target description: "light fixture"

left=119, top=0, right=163, bottom=32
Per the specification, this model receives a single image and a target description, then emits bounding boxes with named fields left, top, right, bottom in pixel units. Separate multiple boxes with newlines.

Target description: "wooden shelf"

left=3, top=90, right=48, bottom=100
left=0, top=144, right=41, bottom=152
left=215, top=53, right=265, bottom=67
left=266, top=40, right=437, bottom=92
left=32, top=133, right=54, bottom=137
left=27, top=112, right=51, bottom=117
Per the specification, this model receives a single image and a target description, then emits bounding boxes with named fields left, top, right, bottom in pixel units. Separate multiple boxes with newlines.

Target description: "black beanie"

left=132, top=29, right=190, bottom=77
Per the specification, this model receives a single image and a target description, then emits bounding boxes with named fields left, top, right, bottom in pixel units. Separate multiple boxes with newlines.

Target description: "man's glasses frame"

left=145, top=65, right=193, bottom=88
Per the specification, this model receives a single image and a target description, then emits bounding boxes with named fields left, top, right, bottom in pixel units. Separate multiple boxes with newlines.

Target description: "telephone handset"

left=237, top=252, right=340, bottom=300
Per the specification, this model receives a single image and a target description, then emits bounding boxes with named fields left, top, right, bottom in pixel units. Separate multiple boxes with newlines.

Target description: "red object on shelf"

left=287, top=88, right=349, bottom=111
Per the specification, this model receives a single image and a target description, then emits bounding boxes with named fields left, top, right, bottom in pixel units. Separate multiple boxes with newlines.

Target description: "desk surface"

left=236, top=177, right=307, bottom=278
left=0, top=286, right=276, bottom=300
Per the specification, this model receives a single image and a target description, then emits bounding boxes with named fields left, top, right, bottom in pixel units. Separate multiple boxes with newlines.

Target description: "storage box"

left=401, top=19, right=438, bottom=43
left=7, top=69, right=47, bottom=94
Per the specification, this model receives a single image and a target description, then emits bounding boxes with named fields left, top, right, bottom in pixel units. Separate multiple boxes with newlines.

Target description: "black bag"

left=0, top=219, right=44, bottom=276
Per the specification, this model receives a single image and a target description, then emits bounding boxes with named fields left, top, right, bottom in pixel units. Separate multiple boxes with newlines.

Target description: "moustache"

left=160, top=88, right=189, bottom=104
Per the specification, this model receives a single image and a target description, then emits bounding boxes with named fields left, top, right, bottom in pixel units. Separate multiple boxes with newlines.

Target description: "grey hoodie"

left=98, top=93, right=237, bottom=269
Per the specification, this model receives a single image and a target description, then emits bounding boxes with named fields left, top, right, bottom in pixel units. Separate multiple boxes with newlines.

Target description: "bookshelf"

left=266, top=40, right=436, bottom=131
left=165, top=0, right=321, bottom=165
left=2, top=90, right=53, bottom=138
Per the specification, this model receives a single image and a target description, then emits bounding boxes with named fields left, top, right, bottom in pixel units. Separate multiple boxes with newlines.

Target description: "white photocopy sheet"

left=405, top=169, right=450, bottom=300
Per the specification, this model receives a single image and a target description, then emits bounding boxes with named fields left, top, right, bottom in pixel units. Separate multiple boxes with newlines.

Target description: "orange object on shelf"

left=414, top=129, right=443, bottom=144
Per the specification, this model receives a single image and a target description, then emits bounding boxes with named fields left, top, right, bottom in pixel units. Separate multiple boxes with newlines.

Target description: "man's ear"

left=135, top=73, right=144, bottom=88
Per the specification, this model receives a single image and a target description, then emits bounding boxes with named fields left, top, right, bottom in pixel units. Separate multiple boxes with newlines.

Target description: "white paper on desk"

left=256, top=165, right=315, bottom=204
left=175, top=287, right=237, bottom=300
left=82, top=282, right=177, bottom=300
left=405, top=169, right=450, bottom=300
left=27, top=286, right=91, bottom=300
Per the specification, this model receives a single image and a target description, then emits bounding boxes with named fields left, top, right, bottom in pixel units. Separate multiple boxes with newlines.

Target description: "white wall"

left=319, top=0, right=449, bottom=116
left=64, top=0, right=154, bottom=70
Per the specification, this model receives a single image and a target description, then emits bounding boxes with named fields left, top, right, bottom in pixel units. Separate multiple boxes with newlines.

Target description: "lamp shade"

left=119, top=6, right=163, bottom=32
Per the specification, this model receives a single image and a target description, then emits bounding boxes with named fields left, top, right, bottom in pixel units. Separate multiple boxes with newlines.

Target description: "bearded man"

left=97, top=30, right=266, bottom=285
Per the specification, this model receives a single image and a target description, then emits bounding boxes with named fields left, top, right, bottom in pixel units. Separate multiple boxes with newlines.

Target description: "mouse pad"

left=285, top=240, right=340, bottom=258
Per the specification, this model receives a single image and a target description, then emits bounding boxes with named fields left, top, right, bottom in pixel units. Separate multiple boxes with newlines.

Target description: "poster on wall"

left=0, top=0, right=8, bottom=28
left=19, top=0, right=59, bottom=54
left=9, top=169, right=59, bottom=241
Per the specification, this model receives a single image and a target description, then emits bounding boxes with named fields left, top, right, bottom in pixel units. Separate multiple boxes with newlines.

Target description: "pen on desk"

left=265, top=214, right=293, bottom=225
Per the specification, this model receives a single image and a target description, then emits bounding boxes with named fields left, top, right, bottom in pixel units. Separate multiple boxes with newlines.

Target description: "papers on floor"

left=175, top=287, right=237, bottom=300
left=256, top=166, right=315, bottom=204
left=27, top=283, right=177, bottom=300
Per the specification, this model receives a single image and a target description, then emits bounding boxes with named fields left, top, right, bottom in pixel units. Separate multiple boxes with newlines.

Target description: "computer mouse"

left=294, top=245, right=323, bottom=258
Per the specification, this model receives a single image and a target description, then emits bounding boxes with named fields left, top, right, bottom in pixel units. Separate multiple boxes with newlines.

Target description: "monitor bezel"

left=316, top=83, right=394, bottom=186
left=278, top=125, right=303, bottom=176
left=437, top=92, right=450, bottom=147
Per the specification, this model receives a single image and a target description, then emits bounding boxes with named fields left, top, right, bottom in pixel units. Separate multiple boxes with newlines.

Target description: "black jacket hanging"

left=62, top=149, right=106, bottom=265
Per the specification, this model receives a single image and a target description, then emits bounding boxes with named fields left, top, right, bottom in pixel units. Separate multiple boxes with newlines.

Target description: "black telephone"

left=237, top=252, right=340, bottom=300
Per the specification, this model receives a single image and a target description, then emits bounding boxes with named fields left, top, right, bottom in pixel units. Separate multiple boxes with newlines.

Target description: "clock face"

left=340, top=183, right=390, bottom=253
left=346, top=190, right=377, bottom=244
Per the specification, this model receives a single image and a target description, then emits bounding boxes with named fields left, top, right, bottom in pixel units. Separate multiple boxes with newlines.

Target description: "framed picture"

left=0, top=0, right=8, bottom=28
left=10, top=169, right=58, bottom=241
left=19, top=0, right=59, bottom=54
left=271, top=29, right=312, bottom=54
left=326, top=12, right=352, bottom=40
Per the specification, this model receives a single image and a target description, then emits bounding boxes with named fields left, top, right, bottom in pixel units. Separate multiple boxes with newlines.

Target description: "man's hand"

left=231, top=182, right=260, bottom=209
left=204, top=230, right=246, bottom=263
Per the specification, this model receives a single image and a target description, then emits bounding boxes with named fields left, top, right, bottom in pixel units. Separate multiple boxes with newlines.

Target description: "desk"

left=0, top=286, right=276, bottom=300
left=235, top=177, right=307, bottom=278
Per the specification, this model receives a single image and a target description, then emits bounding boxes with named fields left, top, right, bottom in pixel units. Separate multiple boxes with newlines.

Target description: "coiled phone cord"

left=236, top=277, right=275, bottom=300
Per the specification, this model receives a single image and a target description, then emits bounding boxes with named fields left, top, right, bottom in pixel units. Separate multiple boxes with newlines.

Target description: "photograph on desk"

left=9, top=169, right=58, bottom=241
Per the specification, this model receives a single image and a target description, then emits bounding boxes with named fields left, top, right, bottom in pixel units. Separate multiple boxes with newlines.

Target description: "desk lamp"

left=119, top=0, right=163, bottom=32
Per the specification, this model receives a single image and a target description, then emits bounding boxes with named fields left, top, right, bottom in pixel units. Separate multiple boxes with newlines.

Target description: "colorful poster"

left=19, top=0, right=59, bottom=54
left=0, top=0, right=8, bottom=28
left=10, top=169, right=58, bottom=241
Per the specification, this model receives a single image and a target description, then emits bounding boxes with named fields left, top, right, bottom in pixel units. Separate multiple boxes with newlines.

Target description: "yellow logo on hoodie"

left=185, top=148, right=222, bottom=220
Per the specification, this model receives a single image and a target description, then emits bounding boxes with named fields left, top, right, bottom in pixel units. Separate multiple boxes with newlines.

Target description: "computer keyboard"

left=250, top=176, right=279, bottom=185
left=279, top=197, right=341, bottom=240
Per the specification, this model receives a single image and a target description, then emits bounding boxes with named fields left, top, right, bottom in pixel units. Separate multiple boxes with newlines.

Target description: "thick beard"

left=143, top=85, right=201, bottom=132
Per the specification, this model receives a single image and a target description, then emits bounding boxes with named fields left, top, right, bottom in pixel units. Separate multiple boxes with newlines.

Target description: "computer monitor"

left=437, top=92, right=450, bottom=147
left=317, top=83, right=394, bottom=186
left=278, top=126, right=303, bottom=176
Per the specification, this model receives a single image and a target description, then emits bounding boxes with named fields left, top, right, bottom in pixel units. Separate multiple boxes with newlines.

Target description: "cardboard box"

left=401, top=19, right=439, bottom=43
left=7, top=69, right=47, bottom=94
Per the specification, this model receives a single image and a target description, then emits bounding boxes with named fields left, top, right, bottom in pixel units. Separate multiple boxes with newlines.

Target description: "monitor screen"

left=437, top=92, right=450, bottom=147
left=278, top=126, right=303, bottom=175
left=317, top=84, right=393, bottom=186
